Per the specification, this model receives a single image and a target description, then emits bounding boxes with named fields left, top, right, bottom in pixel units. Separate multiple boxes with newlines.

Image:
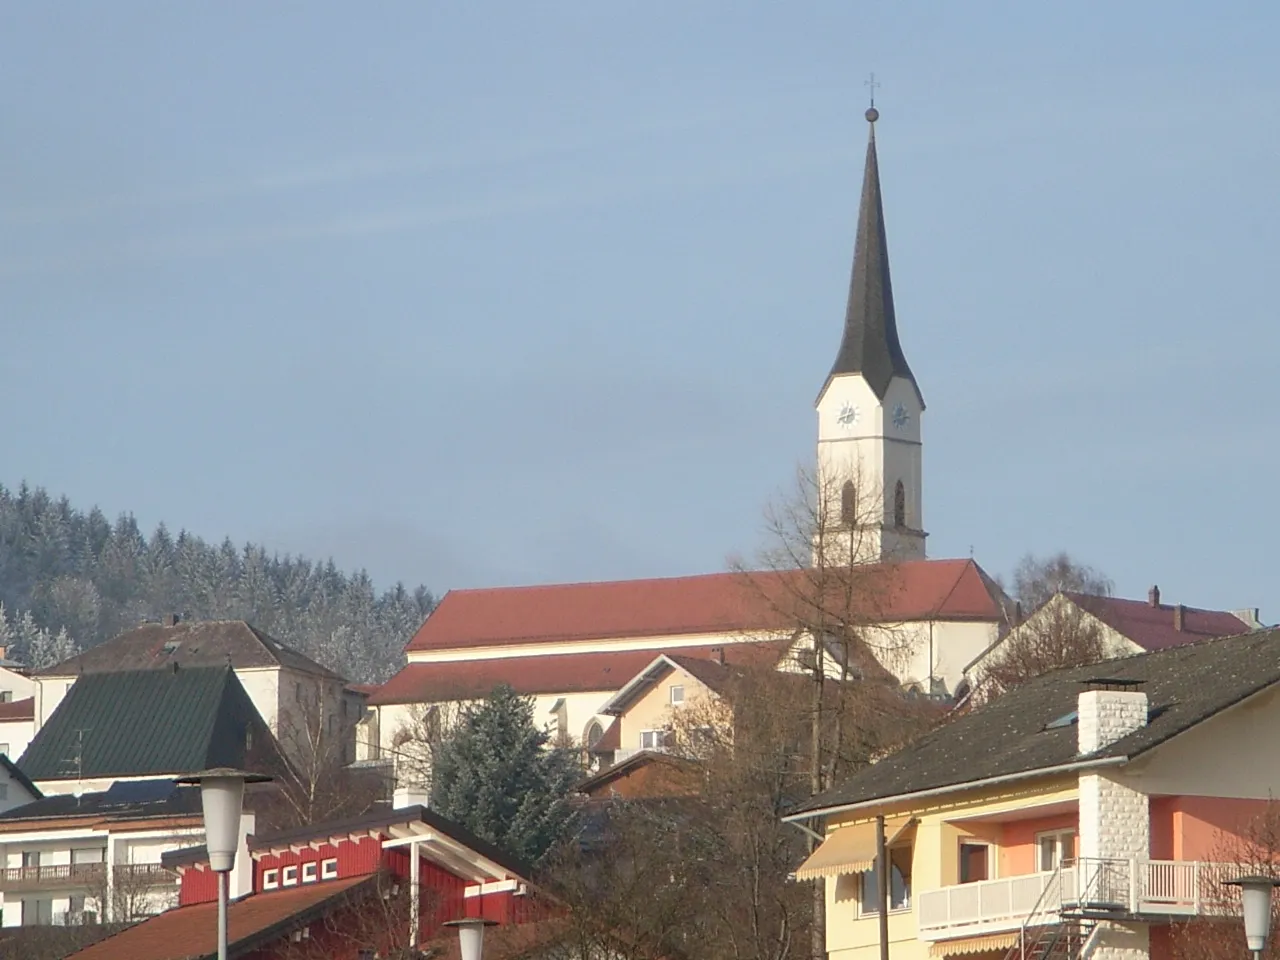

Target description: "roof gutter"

left=782, top=755, right=1128, bottom=823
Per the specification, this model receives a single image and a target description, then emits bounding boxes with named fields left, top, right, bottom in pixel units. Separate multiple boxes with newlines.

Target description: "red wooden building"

left=68, top=805, right=547, bottom=959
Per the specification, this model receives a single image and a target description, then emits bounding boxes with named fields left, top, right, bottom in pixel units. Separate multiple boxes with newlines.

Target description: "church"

left=367, top=108, right=1013, bottom=779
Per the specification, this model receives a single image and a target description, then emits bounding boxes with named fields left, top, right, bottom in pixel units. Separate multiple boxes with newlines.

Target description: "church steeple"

left=823, top=107, right=922, bottom=408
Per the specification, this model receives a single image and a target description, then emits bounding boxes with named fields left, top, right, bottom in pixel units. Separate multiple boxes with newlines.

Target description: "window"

left=1038, top=830, right=1076, bottom=872
left=639, top=730, right=669, bottom=751
left=71, top=847, right=104, bottom=865
left=321, top=858, right=338, bottom=880
left=22, top=851, right=40, bottom=868
left=893, top=481, right=906, bottom=528
left=282, top=865, right=298, bottom=887
left=959, top=842, right=989, bottom=884
left=245, top=726, right=253, bottom=750
left=0, top=691, right=11, bottom=703
left=840, top=480, right=858, bottom=526
left=22, top=898, right=53, bottom=925
left=860, top=846, right=912, bottom=914
left=584, top=720, right=605, bottom=749
left=302, top=861, right=318, bottom=883
left=669, top=685, right=685, bottom=707
left=263, top=868, right=279, bottom=890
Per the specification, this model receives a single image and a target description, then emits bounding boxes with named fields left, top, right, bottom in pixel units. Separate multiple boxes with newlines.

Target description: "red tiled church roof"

left=369, top=641, right=790, bottom=706
left=405, top=560, right=1007, bottom=654
left=67, top=874, right=370, bottom=960
left=1067, top=593, right=1254, bottom=652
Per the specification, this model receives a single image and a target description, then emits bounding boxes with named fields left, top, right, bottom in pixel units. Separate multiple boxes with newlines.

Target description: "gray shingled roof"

left=821, top=116, right=922, bottom=407
left=788, top=626, right=1279, bottom=818
left=37, top=619, right=343, bottom=682
left=19, top=666, right=277, bottom=782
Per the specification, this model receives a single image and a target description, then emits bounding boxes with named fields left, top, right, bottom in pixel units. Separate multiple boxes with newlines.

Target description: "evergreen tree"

left=429, top=685, right=583, bottom=865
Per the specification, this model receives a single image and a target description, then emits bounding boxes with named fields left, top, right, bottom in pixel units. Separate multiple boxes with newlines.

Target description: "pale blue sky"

left=3, top=3, right=1277, bottom=615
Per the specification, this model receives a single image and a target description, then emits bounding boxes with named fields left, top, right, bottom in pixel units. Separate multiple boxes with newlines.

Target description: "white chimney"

left=393, top=786, right=430, bottom=810
left=1077, top=680, right=1148, bottom=755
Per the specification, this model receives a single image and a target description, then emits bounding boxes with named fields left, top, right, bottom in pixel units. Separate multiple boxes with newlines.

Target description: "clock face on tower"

left=892, top=404, right=910, bottom=430
left=837, top=403, right=860, bottom=429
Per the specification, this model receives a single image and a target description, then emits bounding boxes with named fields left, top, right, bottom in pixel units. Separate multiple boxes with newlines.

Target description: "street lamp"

left=1223, top=876, right=1280, bottom=958
left=443, top=917, right=497, bottom=960
left=177, top=768, right=272, bottom=960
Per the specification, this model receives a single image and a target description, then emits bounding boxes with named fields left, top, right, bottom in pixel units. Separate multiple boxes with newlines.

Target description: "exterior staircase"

left=1001, top=858, right=1130, bottom=960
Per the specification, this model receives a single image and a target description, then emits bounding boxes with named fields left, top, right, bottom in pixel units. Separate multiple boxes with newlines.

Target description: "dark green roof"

left=19, top=666, right=273, bottom=782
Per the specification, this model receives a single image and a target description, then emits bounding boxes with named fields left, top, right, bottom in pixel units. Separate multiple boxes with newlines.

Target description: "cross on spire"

left=865, top=73, right=880, bottom=109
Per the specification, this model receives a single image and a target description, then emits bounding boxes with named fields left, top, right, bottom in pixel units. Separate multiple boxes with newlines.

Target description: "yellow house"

left=785, top=626, right=1280, bottom=960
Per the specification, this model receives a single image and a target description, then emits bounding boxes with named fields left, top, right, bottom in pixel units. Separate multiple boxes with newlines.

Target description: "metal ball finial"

left=865, top=107, right=879, bottom=123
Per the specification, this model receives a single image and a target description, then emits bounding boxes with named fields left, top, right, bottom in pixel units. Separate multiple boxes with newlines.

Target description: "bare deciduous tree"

left=972, top=597, right=1110, bottom=702
left=1169, top=803, right=1280, bottom=960
left=1008, top=552, right=1113, bottom=610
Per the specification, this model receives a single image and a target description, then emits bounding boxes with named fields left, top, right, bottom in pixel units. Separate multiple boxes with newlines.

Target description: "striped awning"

left=928, top=932, right=1019, bottom=957
left=794, top=816, right=915, bottom=881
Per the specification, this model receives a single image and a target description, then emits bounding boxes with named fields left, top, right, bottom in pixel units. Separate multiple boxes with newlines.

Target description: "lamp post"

left=444, top=917, right=497, bottom=960
left=177, top=768, right=271, bottom=960
left=1223, top=876, right=1280, bottom=959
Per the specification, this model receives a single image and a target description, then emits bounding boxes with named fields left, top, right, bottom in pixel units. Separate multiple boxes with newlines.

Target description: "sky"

left=2, top=3, right=1277, bottom=615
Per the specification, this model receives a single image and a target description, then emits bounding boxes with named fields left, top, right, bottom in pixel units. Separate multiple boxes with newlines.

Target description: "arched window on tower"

left=840, top=480, right=858, bottom=527
left=584, top=720, right=605, bottom=750
left=894, top=481, right=907, bottom=529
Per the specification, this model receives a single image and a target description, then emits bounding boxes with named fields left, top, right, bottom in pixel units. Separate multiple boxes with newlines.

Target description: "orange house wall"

left=997, top=814, right=1078, bottom=877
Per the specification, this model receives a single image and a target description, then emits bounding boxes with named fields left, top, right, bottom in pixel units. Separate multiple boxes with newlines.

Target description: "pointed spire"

left=823, top=107, right=923, bottom=407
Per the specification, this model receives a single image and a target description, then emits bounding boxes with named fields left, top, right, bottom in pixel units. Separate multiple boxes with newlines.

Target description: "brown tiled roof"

left=576, top=750, right=702, bottom=795
left=406, top=560, right=1006, bottom=654
left=368, top=641, right=790, bottom=707
left=67, top=874, right=371, bottom=960
left=791, top=626, right=1280, bottom=817
left=0, top=697, right=34, bottom=722
left=1066, top=592, right=1254, bottom=651
left=38, top=620, right=343, bottom=682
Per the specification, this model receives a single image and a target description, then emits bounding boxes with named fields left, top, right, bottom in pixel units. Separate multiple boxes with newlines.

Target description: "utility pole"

left=877, top=815, right=889, bottom=960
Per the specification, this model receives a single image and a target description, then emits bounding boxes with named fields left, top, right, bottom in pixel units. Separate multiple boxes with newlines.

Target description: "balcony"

left=0, top=863, right=106, bottom=893
left=917, top=859, right=1234, bottom=941
left=113, top=863, right=175, bottom=886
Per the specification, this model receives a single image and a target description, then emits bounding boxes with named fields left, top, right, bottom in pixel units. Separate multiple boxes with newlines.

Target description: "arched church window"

left=584, top=720, right=605, bottom=749
left=840, top=480, right=858, bottom=526
left=894, top=481, right=906, bottom=528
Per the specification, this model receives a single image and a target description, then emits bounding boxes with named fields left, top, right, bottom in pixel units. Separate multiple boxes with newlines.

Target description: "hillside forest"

left=0, top=482, right=433, bottom=682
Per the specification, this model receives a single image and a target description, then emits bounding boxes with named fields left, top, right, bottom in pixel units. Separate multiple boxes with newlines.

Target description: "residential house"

left=34, top=617, right=352, bottom=767
left=0, top=780, right=254, bottom=928
left=0, top=758, right=39, bottom=816
left=17, top=666, right=285, bottom=796
left=0, top=655, right=33, bottom=705
left=785, top=627, right=1280, bottom=960
left=67, top=803, right=544, bottom=960
left=0, top=699, right=35, bottom=767
left=370, top=560, right=1011, bottom=790
left=963, top=587, right=1264, bottom=700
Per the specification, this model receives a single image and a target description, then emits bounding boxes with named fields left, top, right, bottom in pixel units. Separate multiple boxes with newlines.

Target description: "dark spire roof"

left=821, top=109, right=923, bottom=407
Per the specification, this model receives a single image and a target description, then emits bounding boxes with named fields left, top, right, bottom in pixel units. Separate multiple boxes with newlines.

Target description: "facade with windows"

left=787, top=628, right=1280, bottom=960
left=0, top=780, right=254, bottom=928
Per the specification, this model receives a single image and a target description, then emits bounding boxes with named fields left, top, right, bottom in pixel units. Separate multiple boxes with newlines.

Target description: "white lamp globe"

left=177, top=768, right=271, bottom=874
left=445, top=917, right=497, bottom=960
left=1225, top=876, right=1279, bottom=953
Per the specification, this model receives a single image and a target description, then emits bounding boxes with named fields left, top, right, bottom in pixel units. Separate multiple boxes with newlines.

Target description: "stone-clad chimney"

left=1148, top=585, right=1160, bottom=607
left=1173, top=604, right=1185, bottom=632
left=1077, top=678, right=1151, bottom=958
left=1078, top=679, right=1148, bottom=755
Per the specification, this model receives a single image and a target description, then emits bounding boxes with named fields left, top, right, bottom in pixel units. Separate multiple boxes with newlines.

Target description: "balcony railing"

left=113, top=863, right=175, bottom=885
left=918, top=868, right=1077, bottom=940
left=0, top=863, right=106, bottom=892
left=918, top=859, right=1238, bottom=940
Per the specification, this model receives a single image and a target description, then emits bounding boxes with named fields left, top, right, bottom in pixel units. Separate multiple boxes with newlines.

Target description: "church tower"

left=815, top=107, right=926, bottom=563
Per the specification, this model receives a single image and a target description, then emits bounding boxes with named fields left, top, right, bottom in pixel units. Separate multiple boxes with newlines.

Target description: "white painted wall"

left=0, top=719, right=34, bottom=767
left=862, top=620, right=999, bottom=695
left=0, top=669, right=33, bottom=705
left=816, top=373, right=925, bottom=563
left=1119, top=683, right=1280, bottom=799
